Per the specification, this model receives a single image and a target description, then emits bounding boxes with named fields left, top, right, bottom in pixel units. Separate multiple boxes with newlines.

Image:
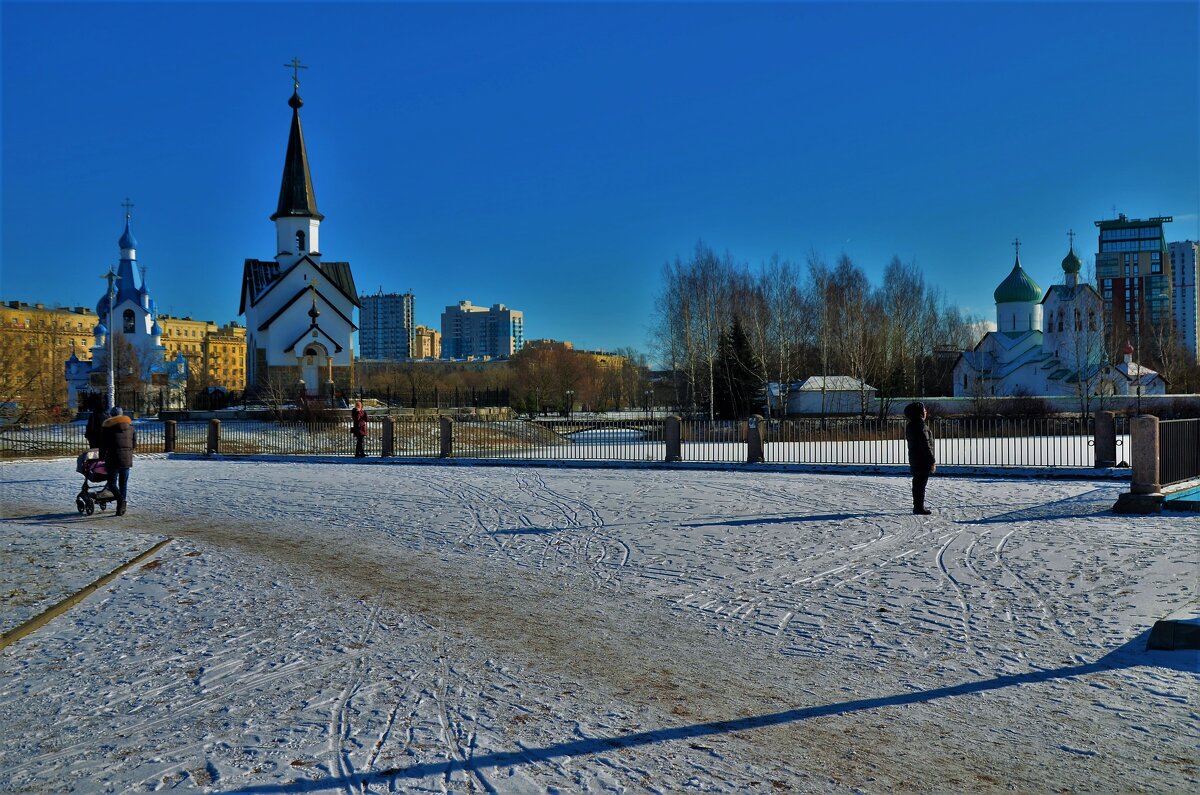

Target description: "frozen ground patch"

left=0, top=457, right=1196, bottom=792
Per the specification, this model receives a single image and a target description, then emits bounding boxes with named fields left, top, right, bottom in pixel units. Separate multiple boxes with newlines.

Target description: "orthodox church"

left=64, top=210, right=189, bottom=411
left=240, top=70, right=358, bottom=399
left=953, top=238, right=1166, bottom=399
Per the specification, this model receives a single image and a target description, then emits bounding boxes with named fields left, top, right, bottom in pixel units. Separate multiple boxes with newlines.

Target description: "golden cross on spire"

left=1067, top=229, right=1076, bottom=249
left=284, top=57, right=308, bottom=91
left=1012, top=237, right=1022, bottom=258
left=122, top=197, right=134, bottom=219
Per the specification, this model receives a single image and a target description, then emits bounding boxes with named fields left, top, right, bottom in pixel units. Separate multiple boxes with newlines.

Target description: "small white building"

left=240, top=78, right=359, bottom=398
left=768, top=376, right=877, bottom=415
left=954, top=241, right=1166, bottom=399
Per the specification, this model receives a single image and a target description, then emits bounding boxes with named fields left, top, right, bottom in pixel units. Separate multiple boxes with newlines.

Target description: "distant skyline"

left=2, top=1, right=1197, bottom=357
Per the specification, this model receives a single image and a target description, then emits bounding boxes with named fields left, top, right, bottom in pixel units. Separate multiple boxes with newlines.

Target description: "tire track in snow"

left=329, top=597, right=384, bottom=792
left=936, top=531, right=974, bottom=654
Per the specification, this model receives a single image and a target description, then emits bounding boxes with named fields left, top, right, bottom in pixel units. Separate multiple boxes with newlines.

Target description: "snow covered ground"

left=0, top=456, right=1196, bottom=793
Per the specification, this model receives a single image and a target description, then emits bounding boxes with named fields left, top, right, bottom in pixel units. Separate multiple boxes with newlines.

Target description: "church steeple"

left=272, top=59, right=323, bottom=264
left=271, top=87, right=324, bottom=222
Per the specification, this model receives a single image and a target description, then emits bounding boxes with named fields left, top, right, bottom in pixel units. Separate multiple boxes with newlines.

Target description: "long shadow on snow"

left=963, top=487, right=1122, bottom=525
left=683, top=513, right=860, bottom=528
left=222, top=630, right=1193, bottom=794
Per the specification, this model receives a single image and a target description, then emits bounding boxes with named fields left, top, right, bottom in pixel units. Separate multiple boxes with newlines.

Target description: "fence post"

left=382, top=416, right=395, bottom=458
left=746, top=415, right=765, bottom=463
left=164, top=420, right=176, bottom=454
left=440, top=416, right=454, bottom=458
left=1113, top=415, right=1162, bottom=514
left=1094, top=410, right=1116, bottom=468
left=665, top=415, right=682, bottom=462
left=207, top=418, right=221, bottom=456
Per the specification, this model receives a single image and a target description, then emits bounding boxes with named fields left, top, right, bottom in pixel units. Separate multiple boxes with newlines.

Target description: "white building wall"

left=1170, top=241, right=1199, bottom=361
left=996, top=301, right=1042, bottom=333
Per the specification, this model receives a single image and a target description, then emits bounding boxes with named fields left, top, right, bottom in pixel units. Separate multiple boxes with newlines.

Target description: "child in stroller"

left=76, top=449, right=115, bottom=515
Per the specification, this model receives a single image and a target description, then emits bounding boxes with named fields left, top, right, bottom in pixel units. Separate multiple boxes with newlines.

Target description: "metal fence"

left=0, top=414, right=1134, bottom=470
left=1159, top=418, right=1200, bottom=487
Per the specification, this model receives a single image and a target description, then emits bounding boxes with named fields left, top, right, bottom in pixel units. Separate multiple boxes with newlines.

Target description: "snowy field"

left=0, top=456, right=1196, bottom=793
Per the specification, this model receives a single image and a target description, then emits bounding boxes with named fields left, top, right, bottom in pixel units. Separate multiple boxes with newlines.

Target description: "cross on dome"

left=284, top=57, right=307, bottom=91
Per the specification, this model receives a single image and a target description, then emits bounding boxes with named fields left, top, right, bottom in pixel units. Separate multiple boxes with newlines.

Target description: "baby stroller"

left=75, top=449, right=115, bottom=515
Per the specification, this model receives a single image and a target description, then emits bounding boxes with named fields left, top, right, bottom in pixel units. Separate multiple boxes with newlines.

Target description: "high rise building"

left=1169, top=240, right=1199, bottom=362
left=358, top=290, right=415, bottom=360
left=439, top=300, right=524, bottom=359
left=1094, top=214, right=1173, bottom=356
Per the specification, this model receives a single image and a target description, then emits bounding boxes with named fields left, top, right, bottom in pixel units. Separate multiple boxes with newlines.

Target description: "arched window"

left=296, top=231, right=306, bottom=252
left=123, top=309, right=135, bottom=334
left=1088, top=310, right=1097, bottom=331
left=1057, top=310, right=1064, bottom=333
left=1074, top=309, right=1082, bottom=331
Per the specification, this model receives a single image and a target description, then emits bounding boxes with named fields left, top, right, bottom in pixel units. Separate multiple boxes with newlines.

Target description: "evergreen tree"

left=714, top=316, right=762, bottom=419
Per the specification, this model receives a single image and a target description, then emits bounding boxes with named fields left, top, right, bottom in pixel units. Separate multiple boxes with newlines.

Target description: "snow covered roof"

left=796, top=376, right=875, bottom=392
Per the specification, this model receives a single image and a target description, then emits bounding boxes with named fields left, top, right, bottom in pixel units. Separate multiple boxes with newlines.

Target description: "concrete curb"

left=0, top=538, right=173, bottom=651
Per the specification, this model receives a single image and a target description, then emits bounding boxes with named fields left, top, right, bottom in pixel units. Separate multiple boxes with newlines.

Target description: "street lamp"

left=644, top=389, right=652, bottom=418
left=565, top=389, right=574, bottom=418
left=100, top=266, right=120, bottom=410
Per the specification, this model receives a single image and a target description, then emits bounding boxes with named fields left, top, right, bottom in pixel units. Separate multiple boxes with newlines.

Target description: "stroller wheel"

left=85, top=501, right=95, bottom=516
left=76, top=496, right=86, bottom=515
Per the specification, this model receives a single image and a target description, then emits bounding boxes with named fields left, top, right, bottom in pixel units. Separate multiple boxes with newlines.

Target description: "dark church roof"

left=239, top=257, right=360, bottom=317
left=271, top=90, right=324, bottom=222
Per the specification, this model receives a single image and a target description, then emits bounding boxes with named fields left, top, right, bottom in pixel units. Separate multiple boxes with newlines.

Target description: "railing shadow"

left=221, top=631, right=1190, bottom=794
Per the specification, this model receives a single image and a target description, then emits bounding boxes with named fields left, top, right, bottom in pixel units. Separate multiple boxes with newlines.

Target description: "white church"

left=64, top=211, right=189, bottom=411
left=954, top=239, right=1166, bottom=399
left=240, top=70, right=359, bottom=400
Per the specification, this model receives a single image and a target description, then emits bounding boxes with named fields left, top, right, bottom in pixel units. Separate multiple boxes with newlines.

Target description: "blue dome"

left=151, top=321, right=163, bottom=335
left=118, top=219, right=138, bottom=250
left=93, top=322, right=108, bottom=337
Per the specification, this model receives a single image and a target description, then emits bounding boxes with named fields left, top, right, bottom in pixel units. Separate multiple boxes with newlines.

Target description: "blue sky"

left=2, top=1, right=1197, bottom=357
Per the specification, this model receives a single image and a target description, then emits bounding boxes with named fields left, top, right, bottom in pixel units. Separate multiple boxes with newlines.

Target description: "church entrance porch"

left=299, top=343, right=332, bottom=399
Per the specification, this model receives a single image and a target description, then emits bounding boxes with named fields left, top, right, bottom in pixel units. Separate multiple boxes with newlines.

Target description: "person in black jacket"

left=83, top=394, right=106, bottom=450
left=904, top=401, right=936, bottom=515
left=99, top=406, right=136, bottom=516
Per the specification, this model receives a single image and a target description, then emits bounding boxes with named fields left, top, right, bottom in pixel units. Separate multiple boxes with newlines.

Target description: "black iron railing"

left=1159, top=418, right=1200, bottom=487
left=1, top=414, right=1130, bottom=471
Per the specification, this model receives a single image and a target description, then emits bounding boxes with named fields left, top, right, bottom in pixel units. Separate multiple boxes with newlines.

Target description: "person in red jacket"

left=351, top=399, right=368, bottom=458
left=99, top=406, right=136, bottom=515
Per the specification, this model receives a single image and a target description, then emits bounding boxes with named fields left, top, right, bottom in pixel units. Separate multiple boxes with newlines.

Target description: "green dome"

left=993, top=255, right=1043, bottom=303
left=1061, top=245, right=1082, bottom=274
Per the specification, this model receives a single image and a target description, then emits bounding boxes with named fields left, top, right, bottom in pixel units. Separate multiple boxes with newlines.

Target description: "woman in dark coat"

left=84, top=395, right=106, bottom=449
left=351, top=399, right=368, bottom=458
left=904, top=401, right=936, bottom=515
left=100, top=406, right=136, bottom=516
